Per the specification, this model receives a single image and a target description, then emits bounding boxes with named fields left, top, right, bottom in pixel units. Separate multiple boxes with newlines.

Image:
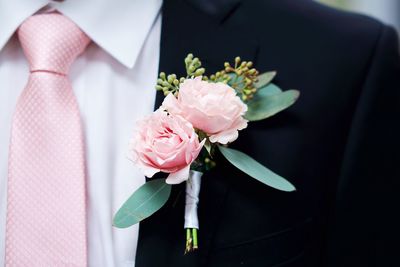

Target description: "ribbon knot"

left=18, top=13, right=90, bottom=75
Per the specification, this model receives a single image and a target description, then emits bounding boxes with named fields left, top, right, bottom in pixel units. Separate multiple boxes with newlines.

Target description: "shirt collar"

left=0, top=0, right=162, bottom=68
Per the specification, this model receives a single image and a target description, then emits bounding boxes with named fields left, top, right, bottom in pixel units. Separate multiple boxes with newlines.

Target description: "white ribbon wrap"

left=184, top=170, right=203, bottom=229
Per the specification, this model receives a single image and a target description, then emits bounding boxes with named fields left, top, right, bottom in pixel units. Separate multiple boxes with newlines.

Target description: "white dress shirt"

left=0, top=0, right=162, bottom=266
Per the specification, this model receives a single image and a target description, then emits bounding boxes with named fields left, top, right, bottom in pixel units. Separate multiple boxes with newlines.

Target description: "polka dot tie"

left=5, top=13, right=90, bottom=266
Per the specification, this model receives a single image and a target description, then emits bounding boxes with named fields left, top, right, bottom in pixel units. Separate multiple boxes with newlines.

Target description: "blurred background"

left=317, top=0, right=400, bottom=34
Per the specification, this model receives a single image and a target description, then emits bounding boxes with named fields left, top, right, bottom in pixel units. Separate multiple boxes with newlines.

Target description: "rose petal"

left=209, top=129, right=239, bottom=144
left=141, top=165, right=160, bottom=178
left=161, top=93, right=182, bottom=114
left=166, top=165, right=191, bottom=184
left=172, top=78, right=248, bottom=142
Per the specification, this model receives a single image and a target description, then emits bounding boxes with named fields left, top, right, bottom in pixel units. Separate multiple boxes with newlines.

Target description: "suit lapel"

left=136, top=0, right=258, bottom=266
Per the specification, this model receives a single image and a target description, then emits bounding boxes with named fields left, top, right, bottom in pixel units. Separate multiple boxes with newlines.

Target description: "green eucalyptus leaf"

left=256, top=83, right=282, bottom=97
left=218, top=146, right=295, bottom=192
left=226, top=72, right=237, bottom=81
left=226, top=73, right=245, bottom=91
left=254, top=71, right=277, bottom=88
left=113, top=179, right=171, bottom=228
left=204, top=139, right=212, bottom=155
left=245, top=89, right=300, bottom=121
left=224, top=73, right=237, bottom=86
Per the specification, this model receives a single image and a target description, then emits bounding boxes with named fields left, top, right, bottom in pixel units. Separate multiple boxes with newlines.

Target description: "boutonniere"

left=113, top=54, right=300, bottom=253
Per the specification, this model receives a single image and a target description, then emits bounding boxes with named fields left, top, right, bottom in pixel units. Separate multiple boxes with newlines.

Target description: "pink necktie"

left=5, top=13, right=90, bottom=266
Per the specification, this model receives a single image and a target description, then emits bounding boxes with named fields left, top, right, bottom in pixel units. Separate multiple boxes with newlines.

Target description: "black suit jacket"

left=135, top=0, right=400, bottom=266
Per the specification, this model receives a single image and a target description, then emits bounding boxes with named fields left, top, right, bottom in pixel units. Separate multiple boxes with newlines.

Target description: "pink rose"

left=162, top=77, right=248, bottom=144
left=129, top=109, right=204, bottom=184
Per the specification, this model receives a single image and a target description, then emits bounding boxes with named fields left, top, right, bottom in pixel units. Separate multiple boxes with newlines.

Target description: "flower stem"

left=185, top=228, right=199, bottom=253
left=185, top=228, right=192, bottom=254
left=192, top=228, right=198, bottom=249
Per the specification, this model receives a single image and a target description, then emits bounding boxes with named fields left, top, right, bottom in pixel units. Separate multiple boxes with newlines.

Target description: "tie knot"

left=18, top=13, right=90, bottom=75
